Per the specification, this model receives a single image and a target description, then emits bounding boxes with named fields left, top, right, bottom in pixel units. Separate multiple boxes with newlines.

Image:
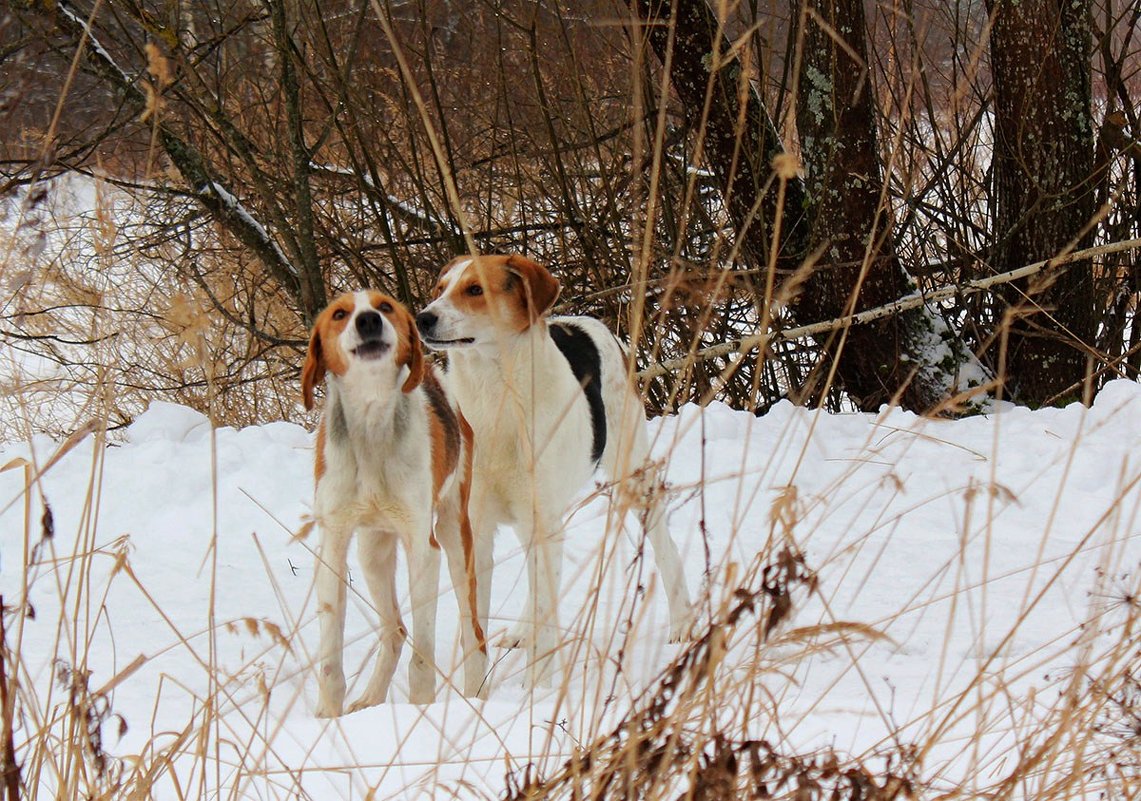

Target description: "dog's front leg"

left=405, top=514, right=441, bottom=704
left=346, top=533, right=403, bottom=713
left=315, top=525, right=352, bottom=718
left=521, top=513, right=563, bottom=688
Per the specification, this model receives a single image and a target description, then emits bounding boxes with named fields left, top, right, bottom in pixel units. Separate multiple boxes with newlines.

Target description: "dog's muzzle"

left=352, top=311, right=389, bottom=358
left=416, top=309, right=474, bottom=348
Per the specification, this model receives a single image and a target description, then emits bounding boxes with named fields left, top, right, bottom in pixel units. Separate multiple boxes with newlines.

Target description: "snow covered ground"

left=1, top=383, right=1139, bottom=798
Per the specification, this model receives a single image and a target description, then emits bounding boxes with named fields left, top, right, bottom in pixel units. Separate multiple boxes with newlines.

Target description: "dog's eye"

left=378, top=301, right=393, bottom=313
left=465, top=285, right=483, bottom=297
left=332, top=309, right=347, bottom=321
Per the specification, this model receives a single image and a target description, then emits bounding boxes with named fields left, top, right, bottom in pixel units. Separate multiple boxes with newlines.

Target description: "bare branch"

left=639, top=238, right=1141, bottom=380
left=51, top=0, right=305, bottom=307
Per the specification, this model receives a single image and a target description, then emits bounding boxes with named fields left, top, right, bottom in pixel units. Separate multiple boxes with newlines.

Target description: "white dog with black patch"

left=415, top=254, right=691, bottom=686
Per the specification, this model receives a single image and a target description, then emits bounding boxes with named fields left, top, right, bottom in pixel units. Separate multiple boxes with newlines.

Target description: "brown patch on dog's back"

left=423, top=367, right=460, bottom=498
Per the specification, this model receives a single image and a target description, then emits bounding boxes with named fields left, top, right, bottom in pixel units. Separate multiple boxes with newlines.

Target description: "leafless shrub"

left=4, top=0, right=1136, bottom=428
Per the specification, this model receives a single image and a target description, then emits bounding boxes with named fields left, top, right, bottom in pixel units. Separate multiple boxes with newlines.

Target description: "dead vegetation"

left=1, top=1, right=1141, bottom=799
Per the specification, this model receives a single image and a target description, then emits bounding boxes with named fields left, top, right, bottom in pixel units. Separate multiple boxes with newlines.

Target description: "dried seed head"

left=772, top=152, right=801, bottom=180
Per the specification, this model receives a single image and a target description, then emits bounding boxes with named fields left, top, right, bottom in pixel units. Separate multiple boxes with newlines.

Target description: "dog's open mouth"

left=352, top=340, right=390, bottom=359
left=422, top=336, right=475, bottom=348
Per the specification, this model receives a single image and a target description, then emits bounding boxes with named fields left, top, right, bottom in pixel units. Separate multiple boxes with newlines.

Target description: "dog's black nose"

left=415, top=310, right=437, bottom=334
left=355, top=310, right=383, bottom=337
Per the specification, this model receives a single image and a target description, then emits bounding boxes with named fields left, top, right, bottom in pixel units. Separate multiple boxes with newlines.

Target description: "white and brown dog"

left=302, top=290, right=487, bottom=716
left=415, top=254, right=692, bottom=686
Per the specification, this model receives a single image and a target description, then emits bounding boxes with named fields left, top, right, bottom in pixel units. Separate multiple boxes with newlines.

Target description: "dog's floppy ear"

left=400, top=312, right=425, bottom=393
left=301, top=326, right=326, bottom=411
left=506, top=254, right=560, bottom=322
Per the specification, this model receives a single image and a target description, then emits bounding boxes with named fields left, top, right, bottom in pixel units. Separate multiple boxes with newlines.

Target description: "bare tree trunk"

left=630, top=0, right=808, bottom=267
left=793, top=0, right=926, bottom=410
left=794, top=0, right=984, bottom=411
left=267, top=0, right=328, bottom=322
left=987, top=0, right=1097, bottom=404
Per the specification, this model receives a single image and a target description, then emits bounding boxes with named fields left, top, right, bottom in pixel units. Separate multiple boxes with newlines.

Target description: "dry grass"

left=0, top=177, right=306, bottom=438
left=1, top=2, right=1139, bottom=798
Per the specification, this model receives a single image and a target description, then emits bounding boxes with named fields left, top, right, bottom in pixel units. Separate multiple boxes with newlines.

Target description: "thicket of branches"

left=1, top=0, right=1140, bottom=431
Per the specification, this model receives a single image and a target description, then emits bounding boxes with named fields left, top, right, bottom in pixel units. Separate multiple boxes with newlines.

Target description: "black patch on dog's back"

left=549, top=321, right=606, bottom=465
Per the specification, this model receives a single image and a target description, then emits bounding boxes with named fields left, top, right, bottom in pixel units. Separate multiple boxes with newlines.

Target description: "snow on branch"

left=204, top=182, right=296, bottom=277
left=57, top=2, right=130, bottom=85
left=309, top=162, right=456, bottom=238
left=638, top=238, right=1141, bottom=381
left=53, top=1, right=303, bottom=298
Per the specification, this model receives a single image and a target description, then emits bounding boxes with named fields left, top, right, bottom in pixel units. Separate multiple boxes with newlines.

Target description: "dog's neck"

left=445, top=323, right=562, bottom=441
left=327, top=366, right=411, bottom=442
left=449, top=320, right=552, bottom=375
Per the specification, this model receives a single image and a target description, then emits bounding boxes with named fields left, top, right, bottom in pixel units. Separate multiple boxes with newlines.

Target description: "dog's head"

left=302, top=291, right=424, bottom=410
left=415, top=254, right=561, bottom=351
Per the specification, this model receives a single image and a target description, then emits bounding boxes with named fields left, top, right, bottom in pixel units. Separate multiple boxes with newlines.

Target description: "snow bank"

left=1, top=383, right=1138, bottom=798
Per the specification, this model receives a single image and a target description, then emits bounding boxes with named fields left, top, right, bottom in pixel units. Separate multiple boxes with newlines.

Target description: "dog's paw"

left=407, top=686, right=435, bottom=705
left=315, top=667, right=347, bottom=718
left=345, top=693, right=383, bottom=714
left=466, top=677, right=490, bottom=700
left=314, top=698, right=343, bottom=718
left=528, top=654, right=557, bottom=689
left=496, top=625, right=530, bottom=650
left=463, top=656, right=491, bottom=699
left=667, top=609, right=698, bottom=643
left=667, top=618, right=700, bottom=643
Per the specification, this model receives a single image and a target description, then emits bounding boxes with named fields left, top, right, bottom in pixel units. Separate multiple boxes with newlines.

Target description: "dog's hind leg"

left=609, top=415, right=694, bottom=643
left=642, top=476, right=693, bottom=642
